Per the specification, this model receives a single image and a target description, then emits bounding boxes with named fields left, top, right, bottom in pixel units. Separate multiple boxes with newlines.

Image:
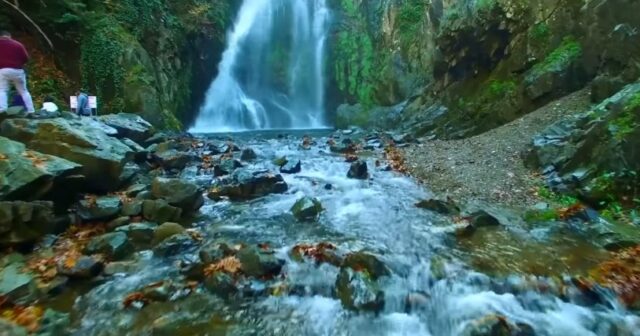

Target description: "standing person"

left=0, top=30, right=35, bottom=113
left=76, top=89, right=91, bottom=116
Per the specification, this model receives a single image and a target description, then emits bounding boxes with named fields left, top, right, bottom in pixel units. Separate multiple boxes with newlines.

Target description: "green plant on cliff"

left=397, top=0, right=426, bottom=48
left=334, top=0, right=382, bottom=107
left=80, top=16, right=128, bottom=111
left=609, top=92, right=640, bottom=140
left=530, top=36, right=582, bottom=76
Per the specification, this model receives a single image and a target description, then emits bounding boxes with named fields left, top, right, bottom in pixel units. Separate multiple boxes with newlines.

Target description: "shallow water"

left=58, top=131, right=639, bottom=335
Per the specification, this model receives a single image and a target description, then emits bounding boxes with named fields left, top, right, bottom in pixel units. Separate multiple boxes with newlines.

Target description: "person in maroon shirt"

left=0, top=30, right=35, bottom=113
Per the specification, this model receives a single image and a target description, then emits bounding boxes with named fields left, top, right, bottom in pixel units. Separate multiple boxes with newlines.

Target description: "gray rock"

left=121, top=200, right=143, bottom=217
left=0, top=118, right=134, bottom=192
left=280, top=160, right=301, bottom=174
left=347, top=160, right=369, bottom=180
left=153, top=222, right=185, bottom=245
left=460, top=314, right=534, bottom=336
left=415, top=197, right=460, bottom=215
left=99, top=113, right=154, bottom=144
left=0, top=136, right=82, bottom=201
left=0, top=261, right=38, bottom=305
left=213, top=159, right=243, bottom=177
left=85, top=232, right=133, bottom=260
left=77, top=196, right=122, bottom=222
left=142, top=199, right=182, bottom=223
left=0, top=201, right=64, bottom=245
left=37, top=309, right=71, bottom=336
left=153, top=233, right=196, bottom=257
left=335, top=267, right=385, bottom=312
left=57, top=255, right=103, bottom=278
left=106, top=216, right=131, bottom=230
left=204, top=271, right=237, bottom=299
left=151, top=177, right=204, bottom=213
left=240, top=148, right=257, bottom=161
left=116, top=222, right=158, bottom=245
left=237, top=245, right=283, bottom=278
left=291, top=197, right=323, bottom=221
left=157, top=149, right=194, bottom=171
left=208, top=169, right=288, bottom=201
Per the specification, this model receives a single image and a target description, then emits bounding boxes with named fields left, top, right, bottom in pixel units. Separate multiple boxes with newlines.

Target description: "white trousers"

left=0, top=68, right=35, bottom=112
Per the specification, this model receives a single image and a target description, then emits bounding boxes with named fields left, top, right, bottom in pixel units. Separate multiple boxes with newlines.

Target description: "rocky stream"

left=0, top=111, right=639, bottom=335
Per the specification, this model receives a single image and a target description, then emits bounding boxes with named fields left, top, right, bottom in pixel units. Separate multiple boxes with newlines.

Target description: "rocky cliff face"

left=0, top=0, right=239, bottom=129
left=330, top=0, right=640, bottom=138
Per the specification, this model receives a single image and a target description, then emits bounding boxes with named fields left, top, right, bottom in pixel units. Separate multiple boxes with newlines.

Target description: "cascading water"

left=191, top=0, right=330, bottom=133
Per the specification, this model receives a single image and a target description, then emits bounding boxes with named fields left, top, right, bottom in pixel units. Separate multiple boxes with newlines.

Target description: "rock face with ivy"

left=329, top=0, right=640, bottom=138
left=0, top=0, right=237, bottom=129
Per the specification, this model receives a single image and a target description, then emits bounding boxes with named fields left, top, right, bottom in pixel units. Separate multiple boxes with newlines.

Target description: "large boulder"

left=0, top=118, right=134, bottom=192
left=0, top=136, right=82, bottom=201
left=99, top=113, right=154, bottom=144
left=335, top=267, right=385, bottom=313
left=84, top=232, right=133, bottom=260
left=291, top=197, right=323, bottom=221
left=0, top=258, right=38, bottom=305
left=0, top=201, right=63, bottom=245
left=208, top=169, right=288, bottom=201
left=142, top=199, right=182, bottom=223
left=151, top=177, right=204, bottom=213
left=237, top=245, right=283, bottom=278
left=347, top=160, right=369, bottom=180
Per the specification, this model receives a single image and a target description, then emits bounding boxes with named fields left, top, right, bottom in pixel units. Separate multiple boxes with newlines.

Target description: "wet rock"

left=0, top=118, right=134, bottom=192
left=0, top=136, right=82, bottom=201
left=57, top=255, right=103, bottom=278
left=40, top=276, right=68, bottom=297
left=85, top=232, right=133, bottom=260
left=404, top=291, right=430, bottom=313
left=199, top=242, right=232, bottom=263
left=324, top=183, right=333, bottom=190
left=272, top=156, right=288, bottom=167
left=415, top=197, right=460, bottom=215
left=240, top=148, right=257, bottom=161
left=153, top=233, right=197, bottom=257
left=335, top=267, right=385, bottom=313
left=460, top=315, right=535, bottom=336
left=0, top=319, right=27, bottom=336
left=280, top=160, right=301, bottom=174
left=290, top=242, right=342, bottom=267
left=156, top=149, right=194, bottom=171
left=467, top=210, right=502, bottom=227
left=208, top=169, right=288, bottom=201
left=103, top=260, right=140, bottom=276
left=219, top=142, right=240, bottom=153
left=0, top=201, right=59, bottom=245
left=342, top=252, right=390, bottom=280
left=38, top=309, right=71, bottom=336
left=142, top=281, right=176, bottom=302
left=290, top=197, right=323, bottom=221
left=347, top=160, right=368, bottom=180
left=237, top=245, right=283, bottom=278
left=204, top=271, right=237, bottom=299
left=151, top=177, right=204, bottom=213
left=116, top=222, right=158, bottom=246
left=213, top=159, right=243, bottom=177
left=0, top=261, right=38, bottom=305
left=153, top=222, right=185, bottom=245
left=77, top=196, right=122, bottom=222
left=121, top=200, right=143, bottom=217
left=106, top=216, right=131, bottom=230
left=142, top=200, right=182, bottom=223
left=330, top=143, right=355, bottom=154
left=99, top=113, right=154, bottom=144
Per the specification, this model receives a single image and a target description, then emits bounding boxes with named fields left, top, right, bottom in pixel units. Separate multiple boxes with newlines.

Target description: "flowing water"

left=60, top=131, right=640, bottom=336
left=191, top=0, right=330, bottom=132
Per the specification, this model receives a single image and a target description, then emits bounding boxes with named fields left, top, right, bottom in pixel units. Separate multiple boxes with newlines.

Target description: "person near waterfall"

left=0, top=30, right=35, bottom=113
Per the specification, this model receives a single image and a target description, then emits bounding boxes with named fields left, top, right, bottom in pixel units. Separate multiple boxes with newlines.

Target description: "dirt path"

left=403, top=89, right=592, bottom=208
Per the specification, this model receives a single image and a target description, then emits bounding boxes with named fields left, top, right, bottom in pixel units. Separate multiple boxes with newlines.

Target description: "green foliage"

left=609, top=93, right=640, bottom=140
left=115, top=0, right=166, bottom=38
left=530, top=36, right=582, bottom=76
left=523, top=208, right=558, bottom=223
left=397, top=0, right=426, bottom=48
left=537, top=186, right=579, bottom=207
left=529, top=22, right=550, bottom=42
left=334, top=0, right=385, bottom=107
left=80, top=16, right=127, bottom=111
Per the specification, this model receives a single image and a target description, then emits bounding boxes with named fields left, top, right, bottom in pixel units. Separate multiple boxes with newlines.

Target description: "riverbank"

left=403, top=89, right=592, bottom=208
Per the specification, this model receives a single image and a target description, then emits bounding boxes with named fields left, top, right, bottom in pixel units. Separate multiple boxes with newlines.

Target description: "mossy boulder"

left=0, top=136, right=82, bottom=201
left=153, top=222, right=185, bottom=245
left=335, top=267, right=385, bottom=313
left=290, top=197, right=323, bottom=221
left=237, top=245, right=283, bottom=278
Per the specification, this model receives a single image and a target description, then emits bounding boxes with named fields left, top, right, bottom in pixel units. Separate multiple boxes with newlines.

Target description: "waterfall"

left=191, top=0, right=330, bottom=133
